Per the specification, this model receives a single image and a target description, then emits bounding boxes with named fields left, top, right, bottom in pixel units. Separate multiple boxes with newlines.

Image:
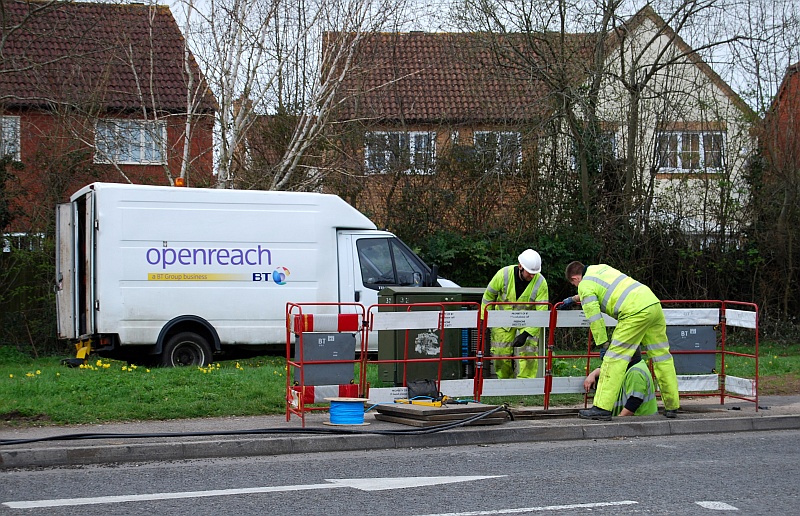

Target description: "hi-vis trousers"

left=593, top=303, right=680, bottom=411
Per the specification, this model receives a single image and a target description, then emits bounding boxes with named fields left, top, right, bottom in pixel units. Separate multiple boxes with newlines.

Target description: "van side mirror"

left=426, top=264, right=439, bottom=287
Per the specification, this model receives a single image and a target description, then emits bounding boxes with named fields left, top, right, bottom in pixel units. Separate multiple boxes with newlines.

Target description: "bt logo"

left=252, top=267, right=290, bottom=284
left=272, top=267, right=290, bottom=285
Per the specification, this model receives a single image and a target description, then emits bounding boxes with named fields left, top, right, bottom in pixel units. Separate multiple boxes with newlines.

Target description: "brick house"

left=0, top=1, right=216, bottom=231
left=763, top=62, right=800, bottom=178
left=326, top=7, right=756, bottom=242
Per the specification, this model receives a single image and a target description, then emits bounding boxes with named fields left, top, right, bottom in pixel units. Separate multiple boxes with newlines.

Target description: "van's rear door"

left=55, top=203, right=76, bottom=339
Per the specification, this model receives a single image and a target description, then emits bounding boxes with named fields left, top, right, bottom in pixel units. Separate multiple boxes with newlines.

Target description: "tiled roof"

left=0, top=1, right=215, bottom=113
left=334, top=31, right=593, bottom=125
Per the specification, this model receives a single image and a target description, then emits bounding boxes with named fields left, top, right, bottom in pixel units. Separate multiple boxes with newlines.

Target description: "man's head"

left=565, top=261, right=584, bottom=287
left=518, top=249, right=541, bottom=280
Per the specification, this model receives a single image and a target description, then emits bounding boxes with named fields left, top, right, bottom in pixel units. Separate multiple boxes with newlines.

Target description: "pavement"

left=2, top=395, right=800, bottom=469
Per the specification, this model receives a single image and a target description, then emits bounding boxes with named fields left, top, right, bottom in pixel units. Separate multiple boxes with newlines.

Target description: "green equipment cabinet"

left=377, top=287, right=485, bottom=386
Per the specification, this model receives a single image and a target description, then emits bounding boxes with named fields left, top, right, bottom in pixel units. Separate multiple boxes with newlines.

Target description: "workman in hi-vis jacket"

left=583, top=348, right=658, bottom=417
left=562, top=261, right=680, bottom=420
left=481, top=249, right=549, bottom=379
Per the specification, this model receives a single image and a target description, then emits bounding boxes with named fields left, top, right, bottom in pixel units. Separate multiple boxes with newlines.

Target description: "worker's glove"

left=559, top=297, right=575, bottom=310
left=597, top=342, right=609, bottom=360
left=512, top=331, right=531, bottom=348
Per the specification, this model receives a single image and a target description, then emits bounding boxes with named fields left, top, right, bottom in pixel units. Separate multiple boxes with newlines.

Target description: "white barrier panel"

left=481, top=378, right=546, bottom=396
left=725, top=375, right=757, bottom=396
left=443, top=311, right=481, bottom=329
left=549, top=376, right=587, bottom=394
left=726, top=309, right=758, bottom=329
left=486, top=310, right=551, bottom=328
left=370, top=310, right=480, bottom=331
left=366, top=379, right=476, bottom=404
left=676, top=374, right=718, bottom=392
left=370, top=311, right=442, bottom=330
left=664, top=308, right=719, bottom=326
left=366, top=374, right=756, bottom=403
left=366, top=386, right=409, bottom=404
left=553, top=310, right=617, bottom=328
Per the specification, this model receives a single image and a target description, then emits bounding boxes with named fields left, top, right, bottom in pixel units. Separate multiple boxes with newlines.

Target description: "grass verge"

left=1, top=342, right=797, bottom=426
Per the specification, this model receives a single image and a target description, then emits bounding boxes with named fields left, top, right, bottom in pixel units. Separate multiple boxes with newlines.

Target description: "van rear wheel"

left=161, top=332, right=212, bottom=367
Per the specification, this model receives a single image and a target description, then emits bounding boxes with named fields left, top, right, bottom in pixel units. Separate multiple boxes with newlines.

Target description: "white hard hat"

left=518, top=249, right=541, bottom=274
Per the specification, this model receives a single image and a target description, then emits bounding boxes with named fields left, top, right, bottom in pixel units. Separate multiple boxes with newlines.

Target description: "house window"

left=0, top=116, right=21, bottom=160
left=364, top=131, right=435, bottom=174
left=657, top=131, right=724, bottom=171
left=95, top=119, right=167, bottom=165
left=474, top=131, right=521, bottom=174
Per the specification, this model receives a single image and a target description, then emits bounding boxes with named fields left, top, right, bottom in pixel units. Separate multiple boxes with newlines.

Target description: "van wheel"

left=161, top=332, right=212, bottom=367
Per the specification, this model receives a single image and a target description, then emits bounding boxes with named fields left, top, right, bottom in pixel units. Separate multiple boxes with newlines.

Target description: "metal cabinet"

left=377, top=287, right=485, bottom=385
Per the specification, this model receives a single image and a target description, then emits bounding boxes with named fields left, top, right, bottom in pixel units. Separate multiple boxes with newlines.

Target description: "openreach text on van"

left=146, top=245, right=272, bottom=270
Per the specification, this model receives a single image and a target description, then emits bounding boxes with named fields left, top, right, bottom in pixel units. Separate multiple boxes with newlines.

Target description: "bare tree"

left=179, top=0, right=406, bottom=189
left=452, top=1, right=755, bottom=241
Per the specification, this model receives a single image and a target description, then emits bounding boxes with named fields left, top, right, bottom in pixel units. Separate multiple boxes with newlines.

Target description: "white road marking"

left=696, top=501, right=739, bottom=510
left=414, top=500, right=639, bottom=515
left=2, top=475, right=504, bottom=509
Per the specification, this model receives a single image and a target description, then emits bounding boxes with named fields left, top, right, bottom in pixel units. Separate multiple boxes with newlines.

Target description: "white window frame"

left=1, top=116, right=21, bottom=160
left=657, top=131, right=725, bottom=172
left=364, top=131, right=436, bottom=174
left=473, top=131, right=522, bottom=174
left=94, top=119, right=167, bottom=165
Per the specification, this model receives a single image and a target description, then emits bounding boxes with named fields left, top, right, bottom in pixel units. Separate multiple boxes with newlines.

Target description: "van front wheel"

left=161, top=332, right=213, bottom=367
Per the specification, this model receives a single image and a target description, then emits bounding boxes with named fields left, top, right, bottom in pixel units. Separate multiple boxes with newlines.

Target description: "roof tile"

left=0, top=0, right=215, bottom=113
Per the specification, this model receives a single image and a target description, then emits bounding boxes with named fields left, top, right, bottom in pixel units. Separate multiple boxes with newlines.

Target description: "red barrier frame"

left=285, top=302, right=368, bottom=427
left=474, top=300, right=552, bottom=401
left=366, top=301, right=483, bottom=399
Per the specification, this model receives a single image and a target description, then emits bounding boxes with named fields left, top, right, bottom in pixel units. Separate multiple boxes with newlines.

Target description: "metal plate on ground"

left=373, top=402, right=508, bottom=427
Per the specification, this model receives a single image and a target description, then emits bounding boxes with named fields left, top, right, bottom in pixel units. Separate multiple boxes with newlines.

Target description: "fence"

left=286, top=299, right=760, bottom=423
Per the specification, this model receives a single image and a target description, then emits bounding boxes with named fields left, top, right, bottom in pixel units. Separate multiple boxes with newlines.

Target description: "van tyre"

left=161, top=332, right=212, bottom=367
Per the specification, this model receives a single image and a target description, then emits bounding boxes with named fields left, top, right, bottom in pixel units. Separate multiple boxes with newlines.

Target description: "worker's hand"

left=597, top=342, right=608, bottom=360
left=559, top=297, right=575, bottom=310
left=583, top=369, right=600, bottom=392
left=512, top=331, right=531, bottom=348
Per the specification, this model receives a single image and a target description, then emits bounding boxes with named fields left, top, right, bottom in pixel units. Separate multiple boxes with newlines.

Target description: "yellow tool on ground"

left=394, top=395, right=450, bottom=407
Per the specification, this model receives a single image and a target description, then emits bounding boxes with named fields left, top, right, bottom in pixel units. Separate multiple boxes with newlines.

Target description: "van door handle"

left=354, top=291, right=361, bottom=302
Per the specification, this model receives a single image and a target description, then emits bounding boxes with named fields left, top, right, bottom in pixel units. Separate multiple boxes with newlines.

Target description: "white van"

left=55, top=183, right=456, bottom=366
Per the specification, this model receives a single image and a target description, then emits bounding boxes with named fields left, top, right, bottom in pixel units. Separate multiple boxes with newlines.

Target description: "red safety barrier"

left=292, top=313, right=362, bottom=333
left=366, top=302, right=483, bottom=402
left=283, top=298, right=759, bottom=421
left=286, top=302, right=367, bottom=427
left=553, top=299, right=760, bottom=411
left=289, top=384, right=361, bottom=406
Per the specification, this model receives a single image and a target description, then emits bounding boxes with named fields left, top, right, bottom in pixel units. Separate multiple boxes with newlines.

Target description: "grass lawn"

left=1, top=342, right=798, bottom=426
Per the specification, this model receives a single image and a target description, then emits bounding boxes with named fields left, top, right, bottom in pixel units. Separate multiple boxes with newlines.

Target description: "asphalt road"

left=2, top=429, right=799, bottom=515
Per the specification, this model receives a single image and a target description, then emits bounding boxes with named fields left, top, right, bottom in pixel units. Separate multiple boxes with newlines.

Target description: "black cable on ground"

left=0, top=405, right=513, bottom=446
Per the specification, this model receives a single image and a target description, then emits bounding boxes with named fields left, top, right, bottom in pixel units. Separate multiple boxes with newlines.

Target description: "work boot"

left=578, top=406, right=612, bottom=421
left=664, top=409, right=678, bottom=419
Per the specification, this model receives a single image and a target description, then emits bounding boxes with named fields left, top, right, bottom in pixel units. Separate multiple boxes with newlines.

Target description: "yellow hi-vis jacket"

left=481, top=265, right=549, bottom=335
left=577, top=264, right=660, bottom=346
